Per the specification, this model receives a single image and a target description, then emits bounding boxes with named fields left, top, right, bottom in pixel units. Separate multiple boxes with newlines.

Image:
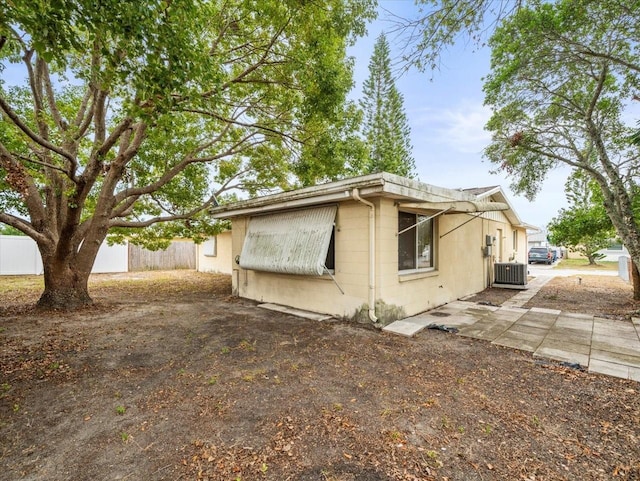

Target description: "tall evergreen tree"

left=360, top=33, right=416, bottom=177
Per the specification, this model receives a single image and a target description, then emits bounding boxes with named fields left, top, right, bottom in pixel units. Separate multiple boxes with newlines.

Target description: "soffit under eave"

left=475, top=188, right=528, bottom=227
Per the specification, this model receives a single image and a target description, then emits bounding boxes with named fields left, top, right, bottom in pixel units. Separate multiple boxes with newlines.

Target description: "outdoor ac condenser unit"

left=494, top=263, right=527, bottom=286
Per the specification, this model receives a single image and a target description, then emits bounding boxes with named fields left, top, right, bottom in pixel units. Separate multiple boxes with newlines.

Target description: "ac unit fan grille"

left=494, top=263, right=527, bottom=285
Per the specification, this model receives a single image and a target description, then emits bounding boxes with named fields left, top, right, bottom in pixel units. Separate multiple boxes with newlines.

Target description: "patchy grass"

left=555, top=258, right=618, bottom=270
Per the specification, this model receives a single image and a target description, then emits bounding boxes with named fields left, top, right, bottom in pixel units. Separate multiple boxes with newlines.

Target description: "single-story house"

left=196, top=230, right=233, bottom=275
left=528, top=230, right=629, bottom=262
left=211, top=173, right=530, bottom=323
left=566, top=243, right=630, bottom=262
left=527, top=230, right=549, bottom=249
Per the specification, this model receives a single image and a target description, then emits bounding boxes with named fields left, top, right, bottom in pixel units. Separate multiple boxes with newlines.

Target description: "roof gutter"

left=352, top=188, right=378, bottom=324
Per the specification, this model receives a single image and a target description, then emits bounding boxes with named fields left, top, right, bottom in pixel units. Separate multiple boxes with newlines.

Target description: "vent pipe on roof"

left=352, top=188, right=378, bottom=324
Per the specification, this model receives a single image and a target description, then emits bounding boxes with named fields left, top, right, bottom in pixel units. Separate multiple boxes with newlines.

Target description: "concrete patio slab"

left=466, top=307, right=498, bottom=316
left=589, top=359, right=638, bottom=380
left=458, top=319, right=516, bottom=341
left=591, top=339, right=640, bottom=358
left=535, top=338, right=591, bottom=365
left=490, top=311, right=527, bottom=322
left=554, top=316, right=594, bottom=330
left=496, top=306, right=529, bottom=315
left=592, top=319, right=639, bottom=330
left=544, top=328, right=592, bottom=345
left=592, top=328, right=640, bottom=343
left=396, top=314, right=436, bottom=326
left=444, top=300, right=476, bottom=310
left=258, top=303, right=333, bottom=321
left=590, top=348, right=640, bottom=368
left=530, top=307, right=562, bottom=315
left=382, top=320, right=427, bottom=337
left=560, top=312, right=593, bottom=320
left=514, top=313, right=557, bottom=329
left=493, top=330, right=546, bottom=352
left=535, top=348, right=589, bottom=367
left=593, top=317, right=639, bottom=330
left=386, top=297, right=640, bottom=383
left=439, top=313, right=478, bottom=327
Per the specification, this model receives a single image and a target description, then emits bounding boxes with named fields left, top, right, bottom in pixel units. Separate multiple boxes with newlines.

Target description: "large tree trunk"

left=632, top=260, right=640, bottom=301
left=37, top=259, right=93, bottom=310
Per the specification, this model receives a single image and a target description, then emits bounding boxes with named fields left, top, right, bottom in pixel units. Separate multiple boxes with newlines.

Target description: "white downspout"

left=352, top=188, right=378, bottom=324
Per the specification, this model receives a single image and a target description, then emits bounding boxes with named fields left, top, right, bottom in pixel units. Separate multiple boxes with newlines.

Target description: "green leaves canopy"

left=0, top=0, right=375, bottom=306
left=483, top=0, right=640, bottom=296
left=484, top=0, right=639, bottom=200
left=0, top=0, right=375, bottom=246
left=548, top=206, right=613, bottom=264
left=548, top=171, right=614, bottom=263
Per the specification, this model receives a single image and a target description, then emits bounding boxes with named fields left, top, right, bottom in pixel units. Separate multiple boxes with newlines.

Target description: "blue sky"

left=348, top=1, right=571, bottom=230
left=1, top=3, right=570, bottom=230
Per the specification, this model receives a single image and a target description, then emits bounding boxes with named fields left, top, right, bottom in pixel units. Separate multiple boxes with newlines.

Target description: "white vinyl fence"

left=0, top=235, right=128, bottom=275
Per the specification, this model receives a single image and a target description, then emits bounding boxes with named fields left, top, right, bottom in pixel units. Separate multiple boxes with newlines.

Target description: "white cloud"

left=411, top=101, right=492, bottom=154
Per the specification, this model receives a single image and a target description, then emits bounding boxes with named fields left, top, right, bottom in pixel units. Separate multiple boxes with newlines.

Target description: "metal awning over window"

left=239, top=205, right=337, bottom=276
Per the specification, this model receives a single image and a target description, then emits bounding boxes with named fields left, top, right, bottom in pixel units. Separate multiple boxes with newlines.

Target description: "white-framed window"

left=203, top=236, right=217, bottom=257
left=398, top=211, right=434, bottom=271
left=512, top=230, right=518, bottom=252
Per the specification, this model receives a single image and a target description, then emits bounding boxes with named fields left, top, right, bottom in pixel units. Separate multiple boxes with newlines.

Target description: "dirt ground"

left=467, top=274, right=640, bottom=320
left=1, top=271, right=639, bottom=481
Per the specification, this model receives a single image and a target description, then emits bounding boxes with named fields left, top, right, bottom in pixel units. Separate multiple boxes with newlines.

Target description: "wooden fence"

left=128, top=241, right=196, bottom=271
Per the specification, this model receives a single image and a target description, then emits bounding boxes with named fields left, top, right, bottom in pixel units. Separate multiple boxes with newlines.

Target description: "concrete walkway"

left=384, top=299, right=640, bottom=382
left=501, top=274, right=552, bottom=308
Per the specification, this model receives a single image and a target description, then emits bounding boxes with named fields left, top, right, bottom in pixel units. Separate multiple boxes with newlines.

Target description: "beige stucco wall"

left=232, top=201, right=370, bottom=317
left=196, top=231, right=233, bottom=274
left=230, top=198, right=526, bottom=320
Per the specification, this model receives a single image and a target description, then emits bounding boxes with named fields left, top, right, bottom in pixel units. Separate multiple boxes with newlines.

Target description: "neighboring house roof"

left=528, top=231, right=549, bottom=244
left=211, top=173, right=529, bottom=227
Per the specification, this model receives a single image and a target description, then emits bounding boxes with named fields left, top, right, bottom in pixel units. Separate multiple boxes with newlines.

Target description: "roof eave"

left=210, top=172, right=480, bottom=219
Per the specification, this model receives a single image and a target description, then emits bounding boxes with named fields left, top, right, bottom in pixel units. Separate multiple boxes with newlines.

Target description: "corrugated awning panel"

left=239, top=205, right=337, bottom=276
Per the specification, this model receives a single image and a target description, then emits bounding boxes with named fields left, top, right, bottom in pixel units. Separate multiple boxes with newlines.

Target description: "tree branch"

left=111, top=130, right=263, bottom=217
left=0, top=96, right=76, bottom=163
left=13, top=151, right=71, bottom=176
left=108, top=194, right=219, bottom=228
left=180, top=107, right=299, bottom=143
left=586, top=62, right=608, bottom=121
left=97, top=117, right=135, bottom=159
left=41, top=61, right=67, bottom=131
left=0, top=142, right=47, bottom=230
left=0, top=213, right=47, bottom=243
